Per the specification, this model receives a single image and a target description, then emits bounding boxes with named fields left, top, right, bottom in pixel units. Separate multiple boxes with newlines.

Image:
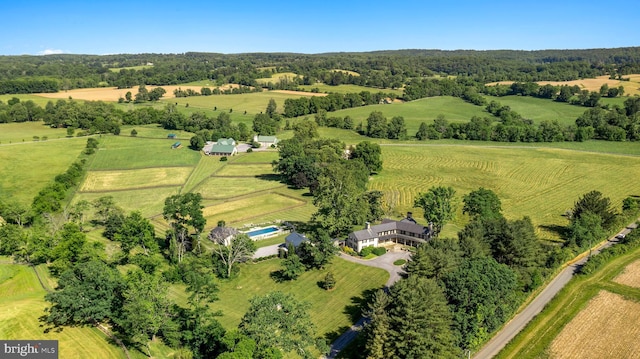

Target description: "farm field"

left=168, top=257, right=389, bottom=340
left=326, top=96, right=491, bottom=134
left=483, top=95, right=586, bottom=126
left=201, top=192, right=306, bottom=227
left=81, top=167, right=193, bottom=191
left=0, top=137, right=86, bottom=205
left=298, top=83, right=403, bottom=96
left=372, top=144, right=640, bottom=239
left=33, top=85, right=213, bottom=102
left=193, top=176, right=284, bottom=199
left=256, top=72, right=300, bottom=84
left=0, top=121, right=69, bottom=143
left=0, top=94, right=58, bottom=107
left=495, top=242, right=640, bottom=359
left=486, top=74, right=640, bottom=96
left=613, top=259, right=640, bottom=288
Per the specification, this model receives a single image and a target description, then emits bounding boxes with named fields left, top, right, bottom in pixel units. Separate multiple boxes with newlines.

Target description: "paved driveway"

left=337, top=250, right=411, bottom=287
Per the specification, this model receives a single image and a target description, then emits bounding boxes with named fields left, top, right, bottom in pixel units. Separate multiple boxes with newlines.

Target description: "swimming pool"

left=245, top=226, right=279, bottom=238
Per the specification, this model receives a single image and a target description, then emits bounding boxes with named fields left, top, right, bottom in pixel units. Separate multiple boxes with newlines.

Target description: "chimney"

left=365, top=222, right=371, bottom=230
left=407, top=212, right=413, bottom=219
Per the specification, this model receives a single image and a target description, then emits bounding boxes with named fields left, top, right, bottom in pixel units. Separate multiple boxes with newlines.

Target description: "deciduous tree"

left=414, top=186, right=456, bottom=236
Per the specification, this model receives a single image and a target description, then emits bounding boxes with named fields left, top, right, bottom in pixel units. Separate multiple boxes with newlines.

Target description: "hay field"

left=484, top=95, right=586, bottom=126
left=613, top=259, right=640, bottom=288
left=194, top=177, right=284, bottom=199
left=0, top=121, right=69, bottom=143
left=73, top=186, right=181, bottom=218
left=34, top=85, right=213, bottom=102
left=548, top=291, right=640, bottom=359
left=202, top=192, right=305, bottom=226
left=0, top=265, right=127, bottom=358
left=298, top=84, right=403, bottom=96
left=372, top=145, right=640, bottom=239
left=0, top=94, right=57, bottom=107
left=81, top=167, right=192, bottom=192
left=231, top=150, right=278, bottom=163
left=0, top=137, right=86, bottom=205
left=487, top=74, right=640, bottom=96
left=256, top=72, right=300, bottom=84
left=169, top=90, right=314, bottom=115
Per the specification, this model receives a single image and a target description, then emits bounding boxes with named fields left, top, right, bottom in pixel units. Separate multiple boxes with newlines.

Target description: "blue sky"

left=3, top=0, right=639, bottom=55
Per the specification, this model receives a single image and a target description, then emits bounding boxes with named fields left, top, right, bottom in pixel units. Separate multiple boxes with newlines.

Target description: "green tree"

left=296, top=230, right=338, bottom=270
left=190, top=134, right=206, bottom=150
left=322, top=271, right=336, bottom=290
left=163, top=193, right=206, bottom=263
left=211, top=233, right=256, bottom=278
left=441, top=257, right=520, bottom=349
left=114, top=211, right=157, bottom=257
left=363, top=289, right=391, bottom=359
left=50, top=222, right=88, bottom=274
left=572, top=190, right=618, bottom=229
left=266, top=98, right=277, bottom=118
left=239, top=291, right=318, bottom=357
left=350, top=141, right=382, bottom=174
left=568, top=211, right=606, bottom=249
left=462, top=187, right=502, bottom=220
left=414, top=186, right=457, bottom=236
left=292, top=118, right=318, bottom=142
left=93, top=196, right=121, bottom=225
left=387, top=116, right=407, bottom=139
left=279, top=252, right=305, bottom=280
left=416, top=121, right=429, bottom=140
left=44, top=260, right=123, bottom=327
left=385, top=276, right=458, bottom=358
left=405, top=237, right=461, bottom=280
left=623, top=197, right=639, bottom=212
left=366, top=111, right=387, bottom=138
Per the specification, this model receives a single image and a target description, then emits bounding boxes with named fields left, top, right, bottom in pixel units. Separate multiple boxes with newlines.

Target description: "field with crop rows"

left=81, top=167, right=192, bottom=191
left=613, top=259, right=640, bottom=288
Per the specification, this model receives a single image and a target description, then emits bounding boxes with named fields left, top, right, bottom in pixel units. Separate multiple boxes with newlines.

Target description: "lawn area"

left=81, top=167, right=192, bottom=191
left=215, top=163, right=274, bottom=176
left=496, top=243, right=640, bottom=359
left=372, top=144, right=640, bottom=239
left=483, top=95, right=587, bottom=126
left=0, top=137, right=86, bottom=205
left=203, top=257, right=388, bottom=340
left=0, top=264, right=127, bottom=358
left=194, top=177, right=284, bottom=199
left=120, top=124, right=195, bottom=139
left=202, top=192, right=306, bottom=228
left=231, top=150, right=279, bottom=163
left=89, top=135, right=201, bottom=170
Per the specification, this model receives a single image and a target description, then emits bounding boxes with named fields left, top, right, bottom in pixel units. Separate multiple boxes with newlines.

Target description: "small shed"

left=168, top=133, right=177, bottom=139
left=171, top=141, right=181, bottom=149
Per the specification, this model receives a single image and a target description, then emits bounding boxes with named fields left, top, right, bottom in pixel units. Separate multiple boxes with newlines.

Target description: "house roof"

left=285, top=232, right=308, bottom=247
left=256, top=135, right=278, bottom=143
left=217, top=138, right=236, bottom=146
left=208, top=226, right=239, bottom=244
left=351, top=218, right=430, bottom=241
left=209, top=143, right=236, bottom=154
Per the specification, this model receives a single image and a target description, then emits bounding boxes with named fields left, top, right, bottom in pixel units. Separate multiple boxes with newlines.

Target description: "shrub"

left=322, top=272, right=336, bottom=290
left=360, top=246, right=375, bottom=257
left=130, top=129, right=138, bottom=137
left=342, top=246, right=357, bottom=256
left=246, top=148, right=253, bottom=153
left=393, top=259, right=407, bottom=266
left=220, top=156, right=228, bottom=162
left=372, top=247, right=387, bottom=256
left=251, top=141, right=261, bottom=148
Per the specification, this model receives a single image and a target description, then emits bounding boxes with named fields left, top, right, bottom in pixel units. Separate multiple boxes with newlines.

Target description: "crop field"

left=201, top=192, right=306, bottom=227
left=34, top=85, right=211, bottom=102
left=169, top=257, right=388, bottom=339
left=81, top=167, right=193, bottom=192
left=372, top=144, right=640, bottom=239
left=108, top=65, right=153, bottom=72
left=483, top=95, right=586, bottom=126
left=88, top=136, right=201, bottom=170
left=0, top=138, right=86, bottom=205
left=548, top=290, right=640, bottom=358
left=193, top=177, right=284, bottom=199
left=327, top=96, right=491, bottom=134
left=613, top=259, right=640, bottom=288
left=256, top=72, right=300, bottom=84
left=0, top=94, right=58, bottom=107
left=487, top=74, right=640, bottom=96
left=0, top=264, right=127, bottom=358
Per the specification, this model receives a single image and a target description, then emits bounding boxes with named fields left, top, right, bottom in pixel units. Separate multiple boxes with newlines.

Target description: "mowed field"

left=483, top=95, right=587, bottom=126
left=372, top=144, right=640, bottom=239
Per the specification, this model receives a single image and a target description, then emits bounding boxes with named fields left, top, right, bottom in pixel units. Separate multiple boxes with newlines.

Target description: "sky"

left=2, top=0, right=639, bottom=56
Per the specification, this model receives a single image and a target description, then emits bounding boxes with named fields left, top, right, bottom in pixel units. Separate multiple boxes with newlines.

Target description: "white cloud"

left=38, top=49, right=64, bottom=55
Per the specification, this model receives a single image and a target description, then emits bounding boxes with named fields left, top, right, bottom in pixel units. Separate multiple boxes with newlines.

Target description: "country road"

left=473, top=220, right=638, bottom=359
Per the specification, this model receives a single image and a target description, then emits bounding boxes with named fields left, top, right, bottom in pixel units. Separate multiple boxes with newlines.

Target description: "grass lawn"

left=194, top=177, right=284, bottom=199
left=231, top=150, right=279, bottom=163
left=0, top=137, right=86, bottom=205
left=372, top=144, right=640, bottom=239
left=483, top=95, right=587, bottom=126
left=182, top=155, right=227, bottom=193
left=201, top=257, right=388, bottom=340
left=215, top=163, right=274, bottom=176
left=81, top=167, right=192, bottom=191
left=0, top=264, right=127, bottom=358
left=496, top=243, right=640, bottom=359
left=89, top=135, right=201, bottom=170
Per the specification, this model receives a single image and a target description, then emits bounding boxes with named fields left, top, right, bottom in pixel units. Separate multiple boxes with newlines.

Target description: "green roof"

left=210, top=144, right=236, bottom=154
left=257, top=135, right=278, bottom=143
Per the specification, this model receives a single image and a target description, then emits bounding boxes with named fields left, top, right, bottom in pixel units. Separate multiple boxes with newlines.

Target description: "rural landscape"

left=1, top=45, right=640, bottom=359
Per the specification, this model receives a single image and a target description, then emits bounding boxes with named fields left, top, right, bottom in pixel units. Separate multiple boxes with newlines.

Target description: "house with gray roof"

left=253, top=135, right=278, bottom=148
left=208, top=225, right=239, bottom=246
left=285, top=232, right=309, bottom=248
left=203, top=138, right=238, bottom=156
left=346, top=212, right=432, bottom=252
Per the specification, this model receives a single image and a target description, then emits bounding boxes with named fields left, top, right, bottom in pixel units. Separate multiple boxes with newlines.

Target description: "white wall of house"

left=356, top=237, right=379, bottom=252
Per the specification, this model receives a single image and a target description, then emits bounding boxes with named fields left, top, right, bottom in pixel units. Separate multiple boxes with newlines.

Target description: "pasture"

left=483, top=95, right=586, bottom=126
left=81, top=167, right=193, bottom=192
left=0, top=121, right=69, bottom=143
left=193, top=177, right=284, bottom=199
left=372, top=144, right=640, bottom=239
left=256, top=72, right=300, bottom=84
left=0, top=94, right=57, bottom=107
left=33, top=85, right=212, bottom=102
left=0, top=137, right=86, bottom=205
left=495, top=244, right=640, bottom=359
left=298, top=83, right=403, bottom=96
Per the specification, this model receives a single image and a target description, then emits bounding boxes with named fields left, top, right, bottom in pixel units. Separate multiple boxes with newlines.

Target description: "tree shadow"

left=255, top=173, right=282, bottom=182
left=269, top=270, right=290, bottom=283
left=539, top=224, right=571, bottom=240
left=282, top=221, right=317, bottom=234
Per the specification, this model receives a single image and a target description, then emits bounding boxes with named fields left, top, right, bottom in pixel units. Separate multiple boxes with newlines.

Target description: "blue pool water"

left=246, top=226, right=278, bottom=237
